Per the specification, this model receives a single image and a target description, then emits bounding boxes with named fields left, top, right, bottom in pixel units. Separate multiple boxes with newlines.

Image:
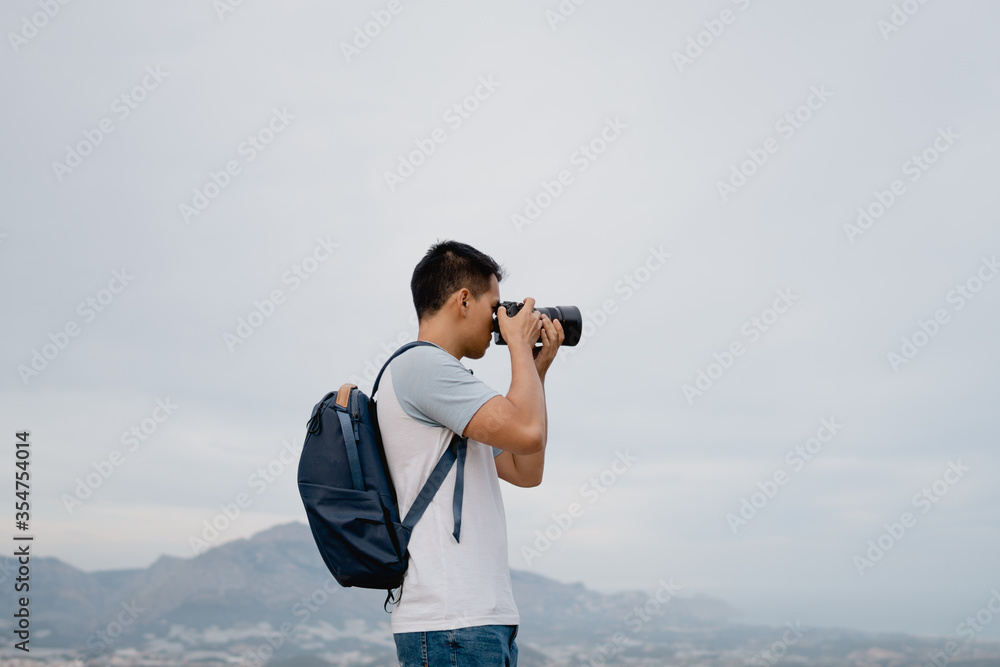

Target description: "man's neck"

left=416, top=325, right=463, bottom=360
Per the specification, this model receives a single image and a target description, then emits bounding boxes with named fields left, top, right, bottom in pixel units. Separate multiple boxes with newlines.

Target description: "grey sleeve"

left=391, top=345, right=502, bottom=453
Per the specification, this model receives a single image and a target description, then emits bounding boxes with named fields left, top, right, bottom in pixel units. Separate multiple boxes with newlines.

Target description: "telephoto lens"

left=491, top=301, right=581, bottom=347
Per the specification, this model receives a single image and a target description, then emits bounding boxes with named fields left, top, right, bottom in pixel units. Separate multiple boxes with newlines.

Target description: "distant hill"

left=2, top=521, right=997, bottom=667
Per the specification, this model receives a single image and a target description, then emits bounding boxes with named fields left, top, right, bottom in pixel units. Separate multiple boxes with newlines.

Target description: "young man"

left=378, top=240, right=564, bottom=666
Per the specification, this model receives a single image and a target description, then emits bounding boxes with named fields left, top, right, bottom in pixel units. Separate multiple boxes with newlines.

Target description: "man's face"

left=468, top=274, right=500, bottom=359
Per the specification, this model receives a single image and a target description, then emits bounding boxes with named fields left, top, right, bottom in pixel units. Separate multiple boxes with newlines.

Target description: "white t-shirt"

left=377, top=341, right=520, bottom=633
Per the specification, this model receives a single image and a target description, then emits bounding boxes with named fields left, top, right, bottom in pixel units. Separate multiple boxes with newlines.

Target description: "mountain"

left=1, top=521, right=998, bottom=667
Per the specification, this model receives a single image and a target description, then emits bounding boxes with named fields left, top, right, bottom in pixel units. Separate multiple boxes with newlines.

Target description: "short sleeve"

left=390, top=344, right=501, bottom=439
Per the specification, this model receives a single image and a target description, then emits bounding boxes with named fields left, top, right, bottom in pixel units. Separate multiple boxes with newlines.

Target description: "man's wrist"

left=509, top=341, right=535, bottom=360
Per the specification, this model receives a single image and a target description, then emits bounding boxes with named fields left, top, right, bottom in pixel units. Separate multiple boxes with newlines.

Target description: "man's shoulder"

left=391, top=342, right=470, bottom=377
left=387, top=343, right=478, bottom=406
left=386, top=342, right=499, bottom=435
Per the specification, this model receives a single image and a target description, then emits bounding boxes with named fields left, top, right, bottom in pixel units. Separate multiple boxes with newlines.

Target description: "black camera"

left=491, top=301, right=582, bottom=347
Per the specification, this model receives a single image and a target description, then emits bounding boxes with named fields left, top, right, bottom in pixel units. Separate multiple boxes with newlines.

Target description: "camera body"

left=491, top=301, right=582, bottom=347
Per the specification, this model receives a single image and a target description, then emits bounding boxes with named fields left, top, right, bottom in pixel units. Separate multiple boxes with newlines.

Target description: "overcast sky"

left=2, top=0, right=999, bottom=641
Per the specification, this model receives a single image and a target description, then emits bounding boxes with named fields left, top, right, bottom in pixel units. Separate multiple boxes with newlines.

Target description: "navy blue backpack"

left=297, top=340, right=467, bottom=612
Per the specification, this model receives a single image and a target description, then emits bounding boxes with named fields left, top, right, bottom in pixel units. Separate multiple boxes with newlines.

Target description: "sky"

left=2, top=0, right=999, bottom=642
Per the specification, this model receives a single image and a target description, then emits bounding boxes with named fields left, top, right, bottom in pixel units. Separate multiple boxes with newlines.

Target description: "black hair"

left=411, top=240, right=506, bottom=322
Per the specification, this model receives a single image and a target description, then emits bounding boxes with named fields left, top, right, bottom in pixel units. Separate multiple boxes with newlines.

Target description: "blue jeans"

left=394, top=624, right=518, bottom=666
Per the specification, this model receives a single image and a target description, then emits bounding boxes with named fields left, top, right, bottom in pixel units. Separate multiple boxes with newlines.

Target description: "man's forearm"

left=506, top=343, right=545, bottom=443
left=539, top=372, right=547, bottom=445
left=512, top=374, right=546, bottom=486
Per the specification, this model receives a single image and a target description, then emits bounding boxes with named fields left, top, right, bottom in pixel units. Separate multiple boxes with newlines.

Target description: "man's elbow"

left=520, top=426, right=544, bottom=455
left=511, top=456, right=543, bottom=488
left=522, top=470, right=543, bottom=488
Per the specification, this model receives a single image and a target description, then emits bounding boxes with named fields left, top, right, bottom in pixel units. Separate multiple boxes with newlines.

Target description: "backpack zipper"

left=349, top=389, right=360, bottom=442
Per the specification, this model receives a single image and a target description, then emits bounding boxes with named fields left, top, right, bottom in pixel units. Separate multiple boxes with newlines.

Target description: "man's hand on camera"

left=532, top=314, right=564, bottom=380
left=497, top=297, right=543, bottom=351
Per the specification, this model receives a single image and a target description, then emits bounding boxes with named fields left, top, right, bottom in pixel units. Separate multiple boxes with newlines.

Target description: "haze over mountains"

left=2, top=521, right=999, bottom=666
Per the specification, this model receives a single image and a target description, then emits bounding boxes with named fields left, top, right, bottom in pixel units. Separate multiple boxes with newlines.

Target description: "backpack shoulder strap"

left=371, top=340, right=438, bottom=398
left=374, top=339, right=467, bottom=542
left=401, top=433, right=467, bottom=542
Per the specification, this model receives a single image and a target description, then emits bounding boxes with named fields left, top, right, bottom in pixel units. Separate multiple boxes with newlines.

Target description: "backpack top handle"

left=336, top=383, right=356, bottom=408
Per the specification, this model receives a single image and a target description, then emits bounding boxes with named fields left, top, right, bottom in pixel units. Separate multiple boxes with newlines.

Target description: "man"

left=378, top=240, right=564, bottom=666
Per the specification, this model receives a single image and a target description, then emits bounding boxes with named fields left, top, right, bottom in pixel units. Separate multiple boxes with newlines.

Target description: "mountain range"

left=2, top=521, right=998, bottom=667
